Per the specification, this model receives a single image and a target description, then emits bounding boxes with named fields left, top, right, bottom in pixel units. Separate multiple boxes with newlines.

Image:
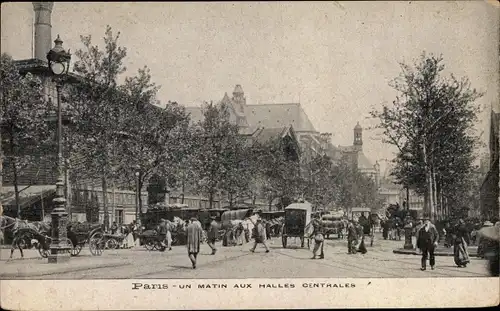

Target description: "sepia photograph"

left=0, top=1, right=499, bottom=309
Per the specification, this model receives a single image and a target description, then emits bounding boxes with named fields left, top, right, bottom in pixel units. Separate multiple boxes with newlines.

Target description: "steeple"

left=353, top=122, right=363, bottom=151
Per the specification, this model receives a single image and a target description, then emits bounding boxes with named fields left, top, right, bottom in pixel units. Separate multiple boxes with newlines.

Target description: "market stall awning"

left=1, top=185, right=56, bottom=210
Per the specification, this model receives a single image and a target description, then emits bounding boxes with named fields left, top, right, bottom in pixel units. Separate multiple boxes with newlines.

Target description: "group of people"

left=415, top=217, right=482, bottom=271
left=308, top=214, right=372, bottom=259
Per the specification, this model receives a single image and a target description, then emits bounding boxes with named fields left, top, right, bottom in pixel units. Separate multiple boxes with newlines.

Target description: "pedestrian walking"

left=250, top=219, right=269, bottom=253
left=356, top=220, right=367, bottom=254
left=453, top=219, right=470, bottom=268
left=416, top=216, right=439, bottom=271
left=186, top=217, right=203, bottom=269
left=310, top=213, right=324, bottom=259
left=207, top=216, right=219, bottom=255
left=347, top=220, right=358, bottom=254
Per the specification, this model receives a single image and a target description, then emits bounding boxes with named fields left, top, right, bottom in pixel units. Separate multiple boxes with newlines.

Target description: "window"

left=115, top=209, right=124, bottom=225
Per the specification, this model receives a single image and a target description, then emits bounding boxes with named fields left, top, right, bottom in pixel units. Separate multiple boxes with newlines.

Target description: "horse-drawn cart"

left=281, top=202, right=312, bottom=248
left=321, top=212, right=346, bottom=239
left=67, top=222, right=105, bottom=256
left=139, top=230, right=167, bottom=251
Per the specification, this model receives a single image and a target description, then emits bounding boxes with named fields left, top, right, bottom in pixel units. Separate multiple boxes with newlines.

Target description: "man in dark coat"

left=416, top=216, right=439, bottom=271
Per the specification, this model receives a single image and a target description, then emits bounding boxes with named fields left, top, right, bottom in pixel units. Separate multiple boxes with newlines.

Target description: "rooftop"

left=245, top=103, right=317, bottom=133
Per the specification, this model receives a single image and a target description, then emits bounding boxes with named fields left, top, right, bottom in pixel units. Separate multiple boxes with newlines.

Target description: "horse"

left=1, top=215, right=52, bottom=259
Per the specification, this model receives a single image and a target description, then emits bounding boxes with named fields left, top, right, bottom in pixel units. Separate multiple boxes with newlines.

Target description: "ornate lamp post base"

left=403, top=225, right=414, bottom=250
left=48, top=187, right=71, bottom=264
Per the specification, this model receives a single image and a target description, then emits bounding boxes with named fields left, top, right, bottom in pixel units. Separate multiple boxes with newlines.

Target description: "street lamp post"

left=46, top=35, right=71, bottom=263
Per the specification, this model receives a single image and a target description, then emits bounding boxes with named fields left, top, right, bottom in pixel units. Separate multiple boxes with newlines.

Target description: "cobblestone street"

left=0, top=235, right=490, bottom=279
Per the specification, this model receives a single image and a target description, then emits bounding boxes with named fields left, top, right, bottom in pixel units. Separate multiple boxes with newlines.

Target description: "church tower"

left=232, top=84, right=246, bottom=114
left=353, top=122, right=363, bottom=151
left=32, top=2, right=54, bottom=62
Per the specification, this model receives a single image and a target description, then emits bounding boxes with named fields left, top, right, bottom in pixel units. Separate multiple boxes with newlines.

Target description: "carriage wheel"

left=106, top=238, right=118, bottom=250
left=156, top=242, right=166, bottom=252
left=89, top=232, right=105, bottom=256
left=71, top=244, right=82, bottom=257
left=282, top=235, right=287, bottom=248
left=145, top=240, right=155, bottom=251
left=37, top=235, right=52, bottom=258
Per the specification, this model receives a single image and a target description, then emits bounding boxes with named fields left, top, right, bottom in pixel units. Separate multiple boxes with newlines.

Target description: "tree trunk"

left=138, top=175, right=144, bottom=216
left=12, top=159, right=21, bottom=219
left=0, top=126, right=2, bottom=216
left=181, top=178, right=185, bottom=204
left=208, top=191, right=214, bottom=209
left=422, top=139, right=434, bottom=221
left=102, top=175, right=109, bottom=231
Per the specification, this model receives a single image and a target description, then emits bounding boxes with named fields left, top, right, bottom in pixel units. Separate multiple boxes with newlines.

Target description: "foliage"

left=256, top=136, right=301, bottom=210
left=371, top=53, right=482, bottom=217
left=192, top=102, right=243, bottom=208
left=0, top=53, right=55, bottom=216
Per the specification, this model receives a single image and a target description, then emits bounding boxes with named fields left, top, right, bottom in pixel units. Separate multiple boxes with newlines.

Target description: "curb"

left=393, top=249, right=479, bottom=257
left=0, top=261, right=131, bottom=278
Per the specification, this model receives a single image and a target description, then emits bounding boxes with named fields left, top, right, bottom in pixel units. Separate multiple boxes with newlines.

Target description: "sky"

left=1, top=1, right=498, bottom=175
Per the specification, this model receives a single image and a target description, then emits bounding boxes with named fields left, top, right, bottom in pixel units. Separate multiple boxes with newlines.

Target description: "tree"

left=0, top=53, right=54, bottom=218
left=257, top=136, right=301, bottom=210
left=193, top=102, right=242, bottom=209
left=67, top=25, right=128, bottom=229
left=371, top=53, right=482, bottom=221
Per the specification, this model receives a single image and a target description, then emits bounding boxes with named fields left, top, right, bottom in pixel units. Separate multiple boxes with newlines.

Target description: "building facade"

left=1, top=2, right=148, bottom=224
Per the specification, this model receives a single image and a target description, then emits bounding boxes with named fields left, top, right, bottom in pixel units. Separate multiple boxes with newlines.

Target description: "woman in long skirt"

left=454, top=219, right=470, bottom=268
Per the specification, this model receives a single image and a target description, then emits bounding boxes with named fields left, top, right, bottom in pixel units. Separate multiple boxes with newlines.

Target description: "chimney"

left=32, top=2, right=54, bottom=62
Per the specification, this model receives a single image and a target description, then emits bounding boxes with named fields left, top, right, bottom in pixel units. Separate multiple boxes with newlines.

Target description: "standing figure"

left=347, top=220, right=358, bottom=254
left=235, top=222, right=245, bottom=246
left=207, top=216, right=219, bottom=255
left=158, top=219, right=169, bottom=250
left=310, top=213, right=325, bottom=259
left=265, top=221, right=272, bottom=240
left=356, top=220, right=367, bottom=254
left=186, top=217, right=203, bottom=269
left=416, top=216, right=439, bottom=271
left=110, top=221, right=118, bottom=234
left=250, top=219, right=269, bottom=253
left=453, top=219, right=470, bottom=268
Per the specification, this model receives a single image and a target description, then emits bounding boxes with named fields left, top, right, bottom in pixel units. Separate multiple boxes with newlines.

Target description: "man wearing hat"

left=207, top=216, right=219, bottom=255
left=416, top=215, right=439, bottom=271
left=478, top=221, right=500, bottom=276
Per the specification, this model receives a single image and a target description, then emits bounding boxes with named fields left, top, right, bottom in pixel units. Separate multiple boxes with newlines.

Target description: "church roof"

left=357, top=152, right=375, bottom=170
left=252, top=127, right=288, bottom=144
left=338, top=145, right=357, bottom=152
left=245, top=103, right=317, bottom=133
left=354, top=122, right=362, bottom=130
